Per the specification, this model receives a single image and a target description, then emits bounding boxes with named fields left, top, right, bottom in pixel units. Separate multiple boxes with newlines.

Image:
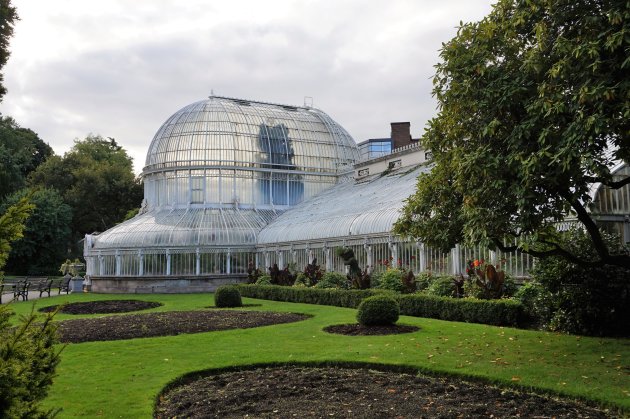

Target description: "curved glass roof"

left=257, top=164, right=431, bottom=245
left=143, top=95, right=359, bottom=176
left=90, top=207, right=278, bottom=250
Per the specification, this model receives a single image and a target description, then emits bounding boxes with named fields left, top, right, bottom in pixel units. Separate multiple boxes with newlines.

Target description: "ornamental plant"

left=314, top=271, right=348, bottom=289
left=465, top=259, right=505, bottom=299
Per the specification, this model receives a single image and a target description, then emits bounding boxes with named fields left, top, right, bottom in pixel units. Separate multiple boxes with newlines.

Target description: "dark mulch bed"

left=56, top=310, right=309, bottom=343
left=155, top=366, right=613, bottom=418
left=324, top=323, right=419, bottom=336
left=39, top=299, right=162, bottom=314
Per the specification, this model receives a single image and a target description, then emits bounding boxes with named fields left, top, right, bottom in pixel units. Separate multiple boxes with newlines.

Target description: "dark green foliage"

left=0, top=196, right=34, bottom=276
left=314, top=271, right=348, bottom=289
left=0, top=0, right=17, bottom=101
left=214, top=285, right=242, bottom=308
left=0, top=304, right=62, bottom=418
left=357, top=295, right=400, bottom=326
left=514, top=281, right=547, bottom=325
left=397, top=294, right=522, bottom=327
left=29, top=135, right=143, bottom=252
left=255, top=274, right=272, bottom=285
left=425, top=276, right=454, bottom=297
left=238, top=284, right=523, bottom=327
left=530, top=229, right=630, bottom=336
left=2, top=188, right=72, bottom=275
left=0, top=117, right=53, bottom=200
left=394, top=0, right=630, bottom=269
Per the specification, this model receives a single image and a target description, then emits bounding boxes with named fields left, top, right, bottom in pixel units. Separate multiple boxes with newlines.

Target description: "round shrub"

left=356, top=295, right=399, bottom=326
left=214, top=285, right=242, bottom=308
left=425, top=276, right=454, bottom=297
left=314, top=271, right=348, bottom=289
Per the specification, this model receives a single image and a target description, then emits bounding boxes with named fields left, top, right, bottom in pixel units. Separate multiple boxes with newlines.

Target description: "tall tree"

left=0, top=0, right=17, bottom=101
left=2, top=188, right=72, bottom=275
left=0, top=195, right=33, bottom=276
left=395, top=0, right=629, bottom=268
left=29, top=135, right=143, bottom=251
left=0, top=117, right=53, bottom=200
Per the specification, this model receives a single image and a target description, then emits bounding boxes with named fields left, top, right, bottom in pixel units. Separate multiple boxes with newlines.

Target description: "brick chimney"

left=390, top=122, right=412, bottom=150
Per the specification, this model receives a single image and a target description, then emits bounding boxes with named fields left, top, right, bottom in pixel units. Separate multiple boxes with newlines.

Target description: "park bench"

left=13, top=279, right=30, bottom=301
left=57, top=276, right=71, bottom=294
left=29, top=277, right=53, bottom=298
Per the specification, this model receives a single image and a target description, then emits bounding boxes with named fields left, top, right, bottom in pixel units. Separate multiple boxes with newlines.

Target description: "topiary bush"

left=214, top=285, right=243, bottom=308
left=314, top=271, right=348, bottom=289
left=425, top=276, right=454, bottom=297
left=356, top=295, right=400, bottom=326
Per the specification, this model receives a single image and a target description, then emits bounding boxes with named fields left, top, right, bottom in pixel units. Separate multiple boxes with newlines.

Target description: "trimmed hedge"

left=238, top=284, right=385, bottom=308
left=238, top=284, right=523, bottom=327
left=397, top=294, right=522, bottom=326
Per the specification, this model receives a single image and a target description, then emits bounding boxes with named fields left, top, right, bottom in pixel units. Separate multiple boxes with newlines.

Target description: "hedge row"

left=237, top=284, right=523, bottom=327
left=237, top=284, right=385, bottom=308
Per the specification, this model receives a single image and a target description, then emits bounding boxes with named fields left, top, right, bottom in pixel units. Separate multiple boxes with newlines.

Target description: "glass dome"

left=142, top=95, right=359, bottom=211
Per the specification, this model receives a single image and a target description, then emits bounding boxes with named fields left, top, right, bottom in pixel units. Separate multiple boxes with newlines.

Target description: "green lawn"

left=7, top=292, right=630, bottom=417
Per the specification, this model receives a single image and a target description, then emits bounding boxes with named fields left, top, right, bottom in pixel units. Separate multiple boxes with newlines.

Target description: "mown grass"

left=6, top=292, right=630, bottom=418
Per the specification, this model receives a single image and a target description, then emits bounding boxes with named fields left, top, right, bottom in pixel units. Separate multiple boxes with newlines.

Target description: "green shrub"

left=415, top=272, right=433, bottom=291
left=214, top=285, right=243, bottom=308
left=425, top=276, right=454, bottom=297
left=531, top=228, right=630, bottom=336
left=502, top=275, right=518, bottom=298
left=293, top=272, right=310, bottom=287
left=514, top=281, right=548, bottom=322
left=357, top=295, right=400, bottom=326
left=0, top=305, right=61, bottom=418
left=314, top=271, right=348, bottom=289
left=255, top=274, right=272, bottom=285
left=372, top=269, right=405, bottom=293
left=463, top=279, right=486, bottom=299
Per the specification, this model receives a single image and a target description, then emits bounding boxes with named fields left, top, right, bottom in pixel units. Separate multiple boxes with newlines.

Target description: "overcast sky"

left=0, top=0, right=494, bottom=173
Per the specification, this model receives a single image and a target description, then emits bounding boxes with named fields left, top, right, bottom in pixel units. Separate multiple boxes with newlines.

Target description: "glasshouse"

left=84, top=95, right=628, bottom=293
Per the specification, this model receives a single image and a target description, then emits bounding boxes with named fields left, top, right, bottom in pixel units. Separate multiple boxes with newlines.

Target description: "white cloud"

left=0, top=0, right=493, bottom=173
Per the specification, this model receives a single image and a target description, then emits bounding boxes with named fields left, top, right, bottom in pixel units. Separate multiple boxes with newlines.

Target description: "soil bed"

left=155, top=366, right=612, bottom=418
left=56, top=310, right=309, bottom=343
left=324, top=323, right=419, bottom=336
left=39, top=299, right=162, bottom=314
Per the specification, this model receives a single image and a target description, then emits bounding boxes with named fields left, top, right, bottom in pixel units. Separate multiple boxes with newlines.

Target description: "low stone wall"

left=90, top=275, right=247, bottom=293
